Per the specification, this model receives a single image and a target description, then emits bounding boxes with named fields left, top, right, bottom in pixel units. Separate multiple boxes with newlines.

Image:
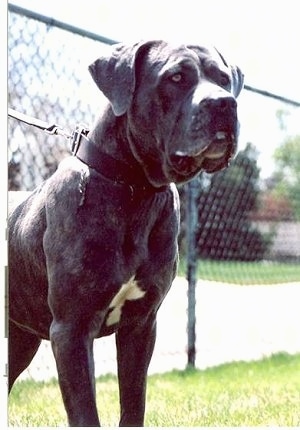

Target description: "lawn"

left=8, top=353, right=300, bottom=427
left=178, top=258, right=300, bottom=284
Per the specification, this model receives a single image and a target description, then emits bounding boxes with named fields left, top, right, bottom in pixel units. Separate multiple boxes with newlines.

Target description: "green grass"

left=8, top=353, right=300, bottom=426
left=178, top=258, right=300, bottom=284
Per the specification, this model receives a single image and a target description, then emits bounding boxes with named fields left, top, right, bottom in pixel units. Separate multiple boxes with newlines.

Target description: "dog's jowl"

left=8, top=40, right=244, bottom=427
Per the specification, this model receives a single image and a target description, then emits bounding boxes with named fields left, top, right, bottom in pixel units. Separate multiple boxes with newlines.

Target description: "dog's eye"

left=170, top=73, right=183, bottom=83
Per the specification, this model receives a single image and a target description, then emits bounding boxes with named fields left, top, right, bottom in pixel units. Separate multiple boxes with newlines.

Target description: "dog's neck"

left=82, top=106, right=163, bottom=192
left=88, top=107, right=134, bottom=164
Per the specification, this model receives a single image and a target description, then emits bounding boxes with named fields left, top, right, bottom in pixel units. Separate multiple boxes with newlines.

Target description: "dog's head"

left=89, top=40, right=244, bottom=186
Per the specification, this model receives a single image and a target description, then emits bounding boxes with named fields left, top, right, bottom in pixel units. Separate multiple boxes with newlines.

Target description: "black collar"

left=72, top=133, right=167, bottom=194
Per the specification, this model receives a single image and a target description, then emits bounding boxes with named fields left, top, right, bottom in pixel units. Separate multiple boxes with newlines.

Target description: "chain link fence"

left=7, top=5, right=300, bottom=382
left=8, top=6, right=107, bottom=190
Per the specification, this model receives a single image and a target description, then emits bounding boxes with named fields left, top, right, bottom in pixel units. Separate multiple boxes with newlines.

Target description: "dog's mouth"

left=170, top=130, right=236, bottom=178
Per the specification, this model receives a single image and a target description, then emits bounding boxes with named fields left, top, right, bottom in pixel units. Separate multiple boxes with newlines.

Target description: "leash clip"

left=71, top=124, right=90, bottom=155
left=45, top=124, right=67, bottom=136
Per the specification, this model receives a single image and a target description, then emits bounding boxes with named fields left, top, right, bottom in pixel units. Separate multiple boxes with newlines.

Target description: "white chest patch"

left=106, top=278, right=146, bottom=326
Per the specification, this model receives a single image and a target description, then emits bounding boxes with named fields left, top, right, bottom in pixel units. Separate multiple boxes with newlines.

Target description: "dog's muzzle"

left=170, top=94, right=239, bottom=176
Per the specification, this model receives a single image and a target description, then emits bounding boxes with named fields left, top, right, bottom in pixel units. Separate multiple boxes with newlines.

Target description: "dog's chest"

left=105, top=277, right=146, bottom=326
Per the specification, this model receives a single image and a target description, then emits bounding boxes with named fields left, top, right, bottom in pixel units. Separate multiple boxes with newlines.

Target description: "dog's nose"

left=201, top=94, right=237, bottom=114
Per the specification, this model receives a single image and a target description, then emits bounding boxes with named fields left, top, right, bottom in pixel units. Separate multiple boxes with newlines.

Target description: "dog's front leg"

left=50, top=321, right=100, bottom=427
left=116, top=315, right=157, bottom=427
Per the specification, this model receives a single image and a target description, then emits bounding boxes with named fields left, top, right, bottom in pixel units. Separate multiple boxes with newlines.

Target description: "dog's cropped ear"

left=89, top=41, right=153, bottom=116
left=230, top=65, right=244, bottom=98
left=215, top=48, right=244, bottom=98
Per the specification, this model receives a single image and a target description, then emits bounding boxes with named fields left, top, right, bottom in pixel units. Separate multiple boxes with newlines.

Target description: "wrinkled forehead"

left=146, top=42, right=228, bottom=73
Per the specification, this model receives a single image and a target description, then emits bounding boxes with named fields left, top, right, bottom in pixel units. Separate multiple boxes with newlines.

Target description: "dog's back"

left=8, top=191, right=31, bottom=213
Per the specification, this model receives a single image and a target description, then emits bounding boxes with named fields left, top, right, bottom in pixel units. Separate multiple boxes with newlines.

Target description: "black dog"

left=8, top=40, right=243, bottom=426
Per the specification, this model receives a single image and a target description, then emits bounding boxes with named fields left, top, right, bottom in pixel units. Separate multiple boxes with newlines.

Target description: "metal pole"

left=186, top=177, right=199, bottom=368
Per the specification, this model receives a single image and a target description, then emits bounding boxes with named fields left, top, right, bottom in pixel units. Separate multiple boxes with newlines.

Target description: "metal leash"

left=8, top=108, right=90, bottom=153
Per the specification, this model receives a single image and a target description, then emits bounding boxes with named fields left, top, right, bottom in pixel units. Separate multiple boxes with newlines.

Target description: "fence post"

left=186, top=177, right=199, bottom=368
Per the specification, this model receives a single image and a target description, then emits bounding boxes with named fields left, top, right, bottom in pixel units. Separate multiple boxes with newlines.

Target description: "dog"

left=8, top=40, right=244, bottom=426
